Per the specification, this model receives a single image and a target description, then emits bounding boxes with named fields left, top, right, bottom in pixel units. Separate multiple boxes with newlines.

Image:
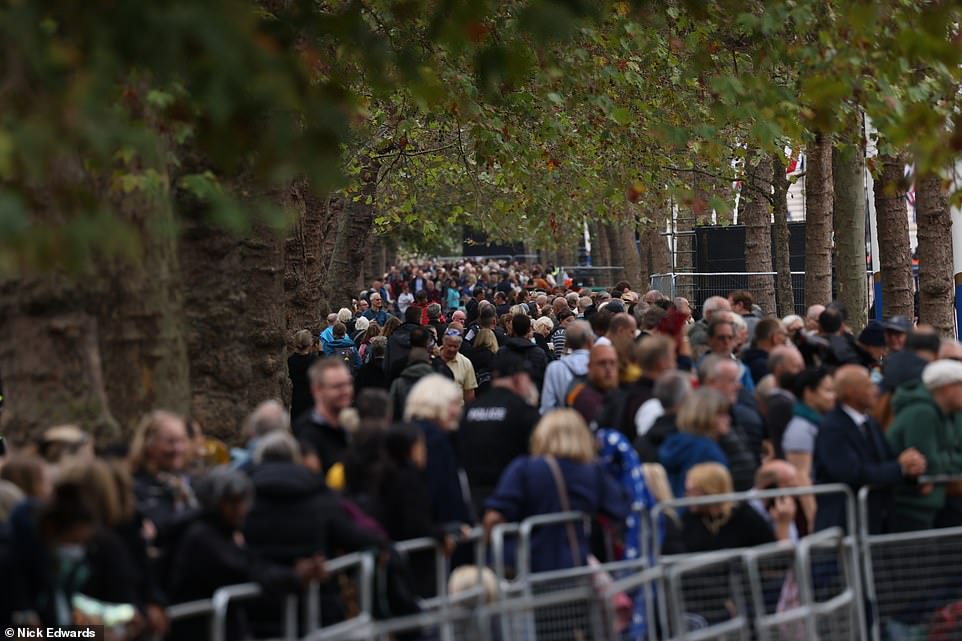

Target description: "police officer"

left=456, top=351, right=541, bottom=517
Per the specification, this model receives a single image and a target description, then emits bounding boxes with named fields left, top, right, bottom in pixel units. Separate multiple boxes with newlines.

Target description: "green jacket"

left=887, top=383, right=962, bottom=526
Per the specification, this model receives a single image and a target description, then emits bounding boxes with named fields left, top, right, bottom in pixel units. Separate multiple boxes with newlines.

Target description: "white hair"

left=337, top=308, right=353, bottom=323
left=354, top=316, right=370, bottom=333
left=404, top=375, right=462, bottom=427
left=781, top=314, right=803, bottom=328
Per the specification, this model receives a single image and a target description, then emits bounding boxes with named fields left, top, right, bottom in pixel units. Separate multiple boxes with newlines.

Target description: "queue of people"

left=1, top=256, right=959, bottom=640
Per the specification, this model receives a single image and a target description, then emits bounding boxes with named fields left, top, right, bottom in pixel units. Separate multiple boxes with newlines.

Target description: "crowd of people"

left=0, top=256, right=959, bottom=639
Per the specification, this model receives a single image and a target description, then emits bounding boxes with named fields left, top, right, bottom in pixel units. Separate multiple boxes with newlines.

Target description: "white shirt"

left=841, top=404, right=868, bottom=430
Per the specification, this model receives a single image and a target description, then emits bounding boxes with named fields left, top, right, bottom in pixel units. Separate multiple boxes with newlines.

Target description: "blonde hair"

left=474, top=328, right=498, bottom=354
left=129, top=410, right=186, bottom=472
left=293, top=329, right=313, bottom=352
left=642, top=462, right=678, bottom=523
left=686, top=462, right=734, bottom=525
left=533, top=316, right=554, bottom=335
left=530, top=409, right=596, bottom=464
left=448, top=565, right=497, bottom=605
left=677, top=388, right=729, bottom=438
left=403, top=375, right=462, bottom=428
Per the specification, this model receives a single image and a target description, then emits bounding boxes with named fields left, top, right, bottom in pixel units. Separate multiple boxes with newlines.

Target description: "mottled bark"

left=619, top=212, right=645, bottom=290
left=97, top=177, right=191, bottom=435
left=284, top=180, right=334, bottom=336
left=647, top=223, right=672, bottom=276
left=604, top=223, right=624, bottom=274
left=180, top=208, right=288, bottom=443
left=874, top=154, right=914, bottom=320
left=743, top=155, right=776, bottom=317
left=804, top=133, right=834, bottom=307
left=324, top=155, right=380, bottom=310
left=771, top=154, right=795, bottom=318
left=832, top=129, right=868, bottom=333
left=0, top=279, right=118, bottom=446
left=590, top=222, right=611, bottom=267
left=916, top=172, right=955, bottom=336
left=0, top=155, right=190, bottom=444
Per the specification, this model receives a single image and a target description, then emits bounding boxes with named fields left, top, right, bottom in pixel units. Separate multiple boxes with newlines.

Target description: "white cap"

left=922, top=359, right=962, bottom=391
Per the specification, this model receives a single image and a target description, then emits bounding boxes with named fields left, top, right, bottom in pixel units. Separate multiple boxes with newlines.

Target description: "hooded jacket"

left=388, top=360, right=435, bottom=421
left=659, top=432, right=729, bottom=500
left=244, top=462, right=384, bottom=564
left=741, top=347, right=770, bottom=385
left=497, top=337, right=548, bottom=390
left=887, top=384, right=962, bottom=527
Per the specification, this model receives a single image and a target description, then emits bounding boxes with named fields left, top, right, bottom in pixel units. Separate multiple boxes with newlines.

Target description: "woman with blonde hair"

left=288, top=328, right=318, bottom=421
left=403, top=375, right=472, bottom=525
left=468, top=328, right=498, bottom=394
left=483, top=409, right=630, bottom=572
left=659, top=388, right=731, bottom=499
left=679, top=462, right=792, bottom=552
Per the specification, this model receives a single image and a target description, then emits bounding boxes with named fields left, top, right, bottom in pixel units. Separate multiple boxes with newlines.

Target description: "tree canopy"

left=2, top=0, right=962, bottom=263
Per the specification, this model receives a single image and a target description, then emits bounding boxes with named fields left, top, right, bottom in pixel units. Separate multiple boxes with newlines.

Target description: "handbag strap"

left=544, top=455, right=583, bottom=566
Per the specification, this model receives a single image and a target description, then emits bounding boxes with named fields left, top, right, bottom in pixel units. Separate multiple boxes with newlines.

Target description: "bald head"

left=939, top=339, right=962, bottom=361
left=834, top=365, right=875, bottom=413
left=768, top=345, right=804, bottom=382
left=588, top=344, right=619, bottom=390
left=609, top=313, right=637, bottom=340
left=754, top=459, right=799, bottom=490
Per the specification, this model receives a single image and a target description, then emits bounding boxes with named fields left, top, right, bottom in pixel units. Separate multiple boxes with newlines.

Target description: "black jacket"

left=244, top=462, right=385, bottom=564
left=741, top=347, right=770, bottom=385
left=293, top=411, right=349, bottom=475
left=83, top=517, right=162, bottom=611
left=384, top=321, right=422, bottom=380
left=168, top=511, right=303, bottom=641
left=287, top=353, right=318, bottom=422
left=634, top=413, right=678, bottom=463
left=355, top=357, right=390, bottom=392
left=598, top=377, right=655, bottom=442
left=497, top=337, right=548, bottom=390
left=457, top=387, right=539, bottom=515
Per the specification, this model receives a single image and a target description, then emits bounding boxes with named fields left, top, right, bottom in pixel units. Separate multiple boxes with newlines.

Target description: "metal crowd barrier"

left=165, top=551, right=375, bottom=641
left=858, top=475, right=962, bottom=641
left=166, top=478, right=962, bottom=641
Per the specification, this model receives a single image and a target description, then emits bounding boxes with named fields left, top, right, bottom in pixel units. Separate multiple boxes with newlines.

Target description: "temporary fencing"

left=858, top=477, right=962, bottom=641
left=165, top=480, right=962, bottom=641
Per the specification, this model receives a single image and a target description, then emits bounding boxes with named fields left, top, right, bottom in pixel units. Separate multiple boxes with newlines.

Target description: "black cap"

left=858, top=320, right=886, bottom=347
left=882, top=315, right=912, bottom=334
left=492, top=350, right=533, bottom=378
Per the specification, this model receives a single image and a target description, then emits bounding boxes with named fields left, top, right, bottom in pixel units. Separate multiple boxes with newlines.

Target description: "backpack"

left=332, top=345, right=356, bottom=375
left=560, top=358, right=588, bottom=407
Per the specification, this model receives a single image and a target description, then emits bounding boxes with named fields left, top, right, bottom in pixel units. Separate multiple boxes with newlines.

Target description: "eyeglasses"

left=713, top=334, right=735, bottom=341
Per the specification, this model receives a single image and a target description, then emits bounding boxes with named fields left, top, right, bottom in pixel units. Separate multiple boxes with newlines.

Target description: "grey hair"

left=427, top=303, right=442, bottom=319
left=702, top=296, right=729, bottom=319
left=253, top=430, right=302, bottom=464
left=564, top=320, right=595, bottom=351
left=337, top=307, right=353, bottom=323
left=653, top=370, right=692, bottom=412
left=194, top=466, right=253, bottom=509
left=243, top=400, right=290, bottom=440
left=698, top=354, right=737, bottom=384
